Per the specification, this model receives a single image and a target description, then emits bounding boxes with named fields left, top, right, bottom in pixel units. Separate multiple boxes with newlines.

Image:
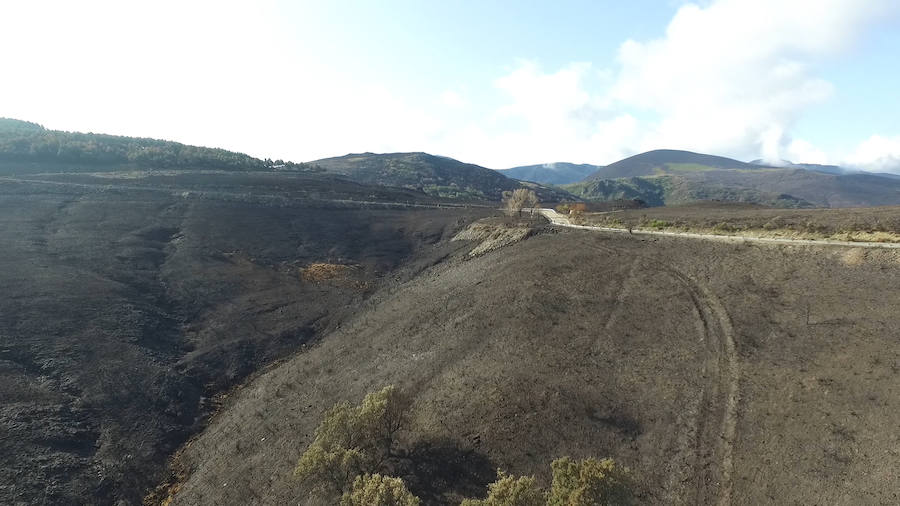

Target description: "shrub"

left=645, top=219, right=670, bottom=229
left=340, top=474, right=420, bottom=506
left=547, top=457, right=632, bottom=506
left=294, top=386, right=411, bottom=495
left=460, top=471, right=544, bottom=506
left=461, top=458, right=631, bottom=506
left=712, top=221, right=737, bottom=233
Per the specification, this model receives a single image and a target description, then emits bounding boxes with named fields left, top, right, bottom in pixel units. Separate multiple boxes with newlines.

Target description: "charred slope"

left=0, top=175, right=487, bottom=505
left=166, top=227, right=900, bottom=505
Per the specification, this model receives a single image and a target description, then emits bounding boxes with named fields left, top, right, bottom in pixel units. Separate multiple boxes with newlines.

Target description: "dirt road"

left=538, top=208, right=900, bottom=249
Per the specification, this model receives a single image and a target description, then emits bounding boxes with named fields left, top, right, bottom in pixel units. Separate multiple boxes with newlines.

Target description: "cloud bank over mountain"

left=2, top=0, right=898, bottom=172
left=473, top=0, right=898, bottom=171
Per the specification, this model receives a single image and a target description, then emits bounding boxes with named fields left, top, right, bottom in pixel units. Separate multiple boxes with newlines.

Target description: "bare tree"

left=503, top=188, right=540, bottom=217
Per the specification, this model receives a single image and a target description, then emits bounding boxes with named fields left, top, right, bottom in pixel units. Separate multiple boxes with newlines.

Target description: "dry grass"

left=300, top=263, right=356, bottom=282
left=630, top=226, right=900, bottom=243
left=582, top=204, right=900, bottom=243
left=452, top=220, right=533, bottom=256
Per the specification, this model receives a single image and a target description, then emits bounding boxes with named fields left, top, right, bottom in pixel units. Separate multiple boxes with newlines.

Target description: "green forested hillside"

left=568, top=149, right=900, bottom=208
left=564, top=174, right=814, bottom=208
left=0, top=118, right=293, bottom=171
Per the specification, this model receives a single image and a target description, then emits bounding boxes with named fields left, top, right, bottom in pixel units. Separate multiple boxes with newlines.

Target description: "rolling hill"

left=568, top=149, right=900, bottom=208
left=4, top=121, right=900, bottom=505
left=312, top=152, right=578, bottom=201
left=160, top=221, right=900, bottom=505
left=749, top=158, right=900, bottom=180
left=0, top=118, right=300, bottom=173
left=585, top=149, right=758, bottom=180
left=0, top=163, right=491, bottom=505
left=497, top=162, right=601, bottom=185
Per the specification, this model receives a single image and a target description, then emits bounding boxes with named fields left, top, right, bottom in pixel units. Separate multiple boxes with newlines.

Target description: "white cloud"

left=450, top=0, right=896, bottom=167
left=784, top=139, right=829, bottom=165
left=1, top=0, right=897, bottom=169
left=609, top=0, right=891, bottom=162
left=453, top=61, right=637, bottom=168
left=845, top=135, right=900, bottom=173
left=0, top=0, right=448, bottom=162
left=440, top=90, right=468, bottom=109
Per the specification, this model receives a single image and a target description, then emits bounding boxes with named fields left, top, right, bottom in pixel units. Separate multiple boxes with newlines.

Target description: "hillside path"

left=580, top=238, right=738, bottom=505
left=537, top=208, right=900, bottom=249
left=0, top=175, right=491, bottom=210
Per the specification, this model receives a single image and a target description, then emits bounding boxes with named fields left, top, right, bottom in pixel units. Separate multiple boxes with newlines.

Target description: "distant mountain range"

left=748, top=158, right=900, bottom=180
left=3, top=117, right=898, bottom=208
left=561, top=150, right=900, bottom=208
left=311, top=152, right=575, bottom=201
left=497, top=162, right=601, bottom=185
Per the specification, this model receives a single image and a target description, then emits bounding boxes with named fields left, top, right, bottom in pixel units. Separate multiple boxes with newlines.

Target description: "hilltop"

left=312, top=152, right=577, bottom=201
left=564, top=149, right=900, bottom=208
left=584, top=149, right=758, bottom=180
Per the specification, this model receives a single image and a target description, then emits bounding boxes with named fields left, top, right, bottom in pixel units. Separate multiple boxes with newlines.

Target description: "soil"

left=4, top=172, right=899, bottom=505
left=0, top=172, right=489, bottom=505
left=165, top=220, right=900, bottom=505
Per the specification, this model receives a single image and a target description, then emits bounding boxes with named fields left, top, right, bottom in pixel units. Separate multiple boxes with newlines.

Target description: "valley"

left=160, top=219, right=900, bottom=505
left=0, top=169, right=489, bottom=504
left=1, top=121, right=898, bottom=505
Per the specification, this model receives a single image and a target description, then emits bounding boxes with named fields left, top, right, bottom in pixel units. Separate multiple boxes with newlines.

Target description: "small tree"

left=503, top=188, right=540, bottom=217
left=547, top=457, right=631, bottom=506
left=460, top=470, right=544, bottom=506
left=295, top=386, right=411, bottom=495
left=340, top=474, right=420, bottom=506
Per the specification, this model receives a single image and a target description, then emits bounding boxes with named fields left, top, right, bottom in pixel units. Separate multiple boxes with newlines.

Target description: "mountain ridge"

left=585, top=149, right=760, bottom=180
left=497, top=162, right=601, bottom=185
left=311, top=151, right=577, bottom=201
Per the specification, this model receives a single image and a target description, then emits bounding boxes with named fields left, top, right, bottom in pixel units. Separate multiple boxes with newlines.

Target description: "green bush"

left=460, top=471, right=544, bottom=506
left=547, top=457, right=631, bottom=505
left=461, top=458, right=632, bottom=506
left=295, top=386, right=635, bottom=505
left=340, top=474, right=420, bottom=506
left=294, top=386, right=411, bottom=494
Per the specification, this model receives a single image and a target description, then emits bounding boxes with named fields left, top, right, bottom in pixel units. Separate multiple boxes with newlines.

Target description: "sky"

left=2, top=0, right=900, bottom=172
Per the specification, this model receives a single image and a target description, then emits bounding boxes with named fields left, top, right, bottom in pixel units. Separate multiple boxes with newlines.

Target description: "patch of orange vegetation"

left=300, top=263, right=355, bottom=282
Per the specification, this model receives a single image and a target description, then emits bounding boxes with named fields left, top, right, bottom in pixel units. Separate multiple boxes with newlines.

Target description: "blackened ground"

left=0, top=173, right=489, bottom=505
left=167, top=225, right=899, bottom=505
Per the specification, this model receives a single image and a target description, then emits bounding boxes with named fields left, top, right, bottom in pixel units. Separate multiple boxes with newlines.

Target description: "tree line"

left=0, top=117, right=312, bottom=171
